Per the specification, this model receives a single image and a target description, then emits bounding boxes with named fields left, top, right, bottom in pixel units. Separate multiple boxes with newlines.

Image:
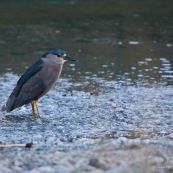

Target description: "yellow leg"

left=31, top=102, right=35, bottom=116
left=31, top=101, right=40, bottom=117
left=35, top=101, right=40, bottom=117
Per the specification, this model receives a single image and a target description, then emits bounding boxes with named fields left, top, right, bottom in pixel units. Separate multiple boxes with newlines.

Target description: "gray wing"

left=6, top=59, right=46, bottom=112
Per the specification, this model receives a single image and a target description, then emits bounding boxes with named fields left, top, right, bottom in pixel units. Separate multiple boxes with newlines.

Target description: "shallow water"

left=0, top=1, right=173, bottom=172
left=0, top=0, right=173, bottom=85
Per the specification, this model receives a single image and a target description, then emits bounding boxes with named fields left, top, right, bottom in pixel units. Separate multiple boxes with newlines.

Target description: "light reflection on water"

left=0, top=0, right=173, bottom=86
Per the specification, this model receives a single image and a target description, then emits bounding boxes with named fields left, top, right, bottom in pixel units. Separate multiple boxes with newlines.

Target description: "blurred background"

left=0, top=0, right=173, bottom=85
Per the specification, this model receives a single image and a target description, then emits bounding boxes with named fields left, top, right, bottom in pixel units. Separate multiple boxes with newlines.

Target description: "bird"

left=6, top=50, right=77, bottom=116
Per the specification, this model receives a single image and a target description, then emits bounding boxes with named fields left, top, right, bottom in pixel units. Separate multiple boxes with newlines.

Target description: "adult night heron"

left=6, top=50, right=77, bottom=116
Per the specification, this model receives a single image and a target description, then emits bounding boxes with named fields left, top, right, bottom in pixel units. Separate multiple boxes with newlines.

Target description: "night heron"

left=6, top=50, right=77, bottom=116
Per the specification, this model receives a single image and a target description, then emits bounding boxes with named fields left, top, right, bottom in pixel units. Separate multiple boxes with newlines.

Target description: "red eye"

left=57, top=54, right=61, bottom=57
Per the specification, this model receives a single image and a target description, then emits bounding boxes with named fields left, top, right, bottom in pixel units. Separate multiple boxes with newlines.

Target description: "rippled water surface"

left=0, top=0, right=173, bottom=85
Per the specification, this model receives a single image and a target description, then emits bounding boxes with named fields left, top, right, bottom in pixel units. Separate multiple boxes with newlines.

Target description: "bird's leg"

left=31, top=101, right=40, bottom=116
left=34, top=101, right=40, bottom=117
left=31, top=102, right=35, bottom=116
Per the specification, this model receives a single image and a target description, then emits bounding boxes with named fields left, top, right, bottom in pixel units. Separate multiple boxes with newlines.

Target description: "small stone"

left=166, top=133, right=173, bottom=139
left=111, top=103, right=116, bottom=108
left=135, top=128, right=145, bottom=135
left=1, top=105, right=6, bottom=112
left=89, top=157, right=107, bottom=170
left=76, top=134, right=81, bottom=138
left=90, top=91, right=99, bottom=96
left=117, top=137, right=128, bottom=143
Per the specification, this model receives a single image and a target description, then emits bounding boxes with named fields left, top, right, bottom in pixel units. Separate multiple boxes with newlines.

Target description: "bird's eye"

left=57, top=54, right=61, bottom=58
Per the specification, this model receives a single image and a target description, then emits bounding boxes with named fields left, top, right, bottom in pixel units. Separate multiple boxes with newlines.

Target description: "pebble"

left=89, top=157, right=108, bottom=170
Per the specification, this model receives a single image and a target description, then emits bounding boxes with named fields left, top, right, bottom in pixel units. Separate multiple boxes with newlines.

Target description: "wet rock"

left=109, top=98, right=114, bottom=101
left=88, top=157, right=108, bottom=170
left=90, top=91, right=99, bottom=96
left=60, top=136, right=74, bottom=143
left=166, top=133, right=173, bottom=139
left=116, top=137, right=128, bottom=144
left=111, top=103, right=116, bottom=108
left=1, top=105, right=6, bottom=112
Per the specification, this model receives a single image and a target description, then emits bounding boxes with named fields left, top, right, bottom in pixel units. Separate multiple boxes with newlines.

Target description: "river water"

left=0, top=0, right=173, bottom=85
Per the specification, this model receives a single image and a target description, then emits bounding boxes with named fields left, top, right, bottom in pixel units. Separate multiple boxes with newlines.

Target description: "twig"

left=0, top=142, right=35, bottom=148
left=0, top=119, right=8, bottom=122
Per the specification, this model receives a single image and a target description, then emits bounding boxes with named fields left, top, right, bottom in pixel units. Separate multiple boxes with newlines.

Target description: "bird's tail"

left=6, top=96, right=16, bottom=112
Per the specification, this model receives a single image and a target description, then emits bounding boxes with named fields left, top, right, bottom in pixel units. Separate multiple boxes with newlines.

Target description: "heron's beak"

left=63, top=55, right=77, bottom=61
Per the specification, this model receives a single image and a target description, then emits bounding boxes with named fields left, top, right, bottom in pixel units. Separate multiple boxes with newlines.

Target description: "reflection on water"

left=0, top=0, right=173, bottom=85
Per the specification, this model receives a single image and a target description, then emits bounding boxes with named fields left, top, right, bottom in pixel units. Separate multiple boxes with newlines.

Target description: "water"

left=0, top=0, right=173, bottom=85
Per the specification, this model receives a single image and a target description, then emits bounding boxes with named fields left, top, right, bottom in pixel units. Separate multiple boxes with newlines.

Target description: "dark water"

left=0, top=0, right=173, bottom=85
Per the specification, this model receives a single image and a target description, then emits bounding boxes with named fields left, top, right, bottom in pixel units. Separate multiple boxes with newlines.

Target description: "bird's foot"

left=31, top=101, right=40, bottom=117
